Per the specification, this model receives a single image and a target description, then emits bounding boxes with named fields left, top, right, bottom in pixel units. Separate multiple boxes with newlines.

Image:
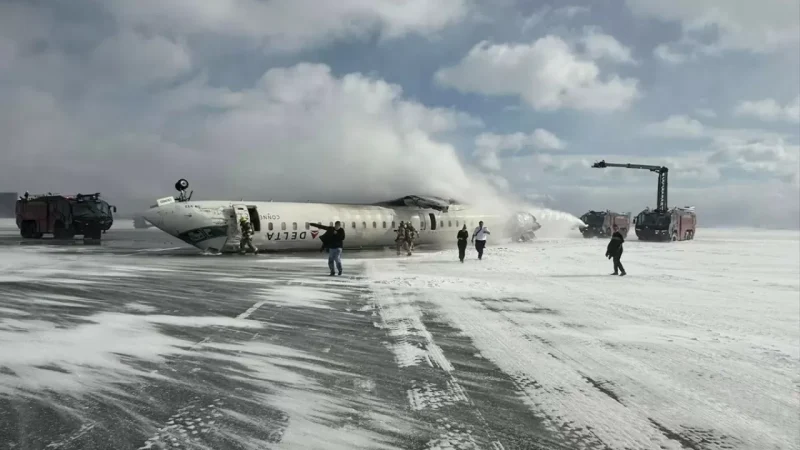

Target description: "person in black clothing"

left=605, top=225, right=626, bottom=276
left=310, top=221, right=345, bottom=276
left=456, top=225, right=469, bottom=262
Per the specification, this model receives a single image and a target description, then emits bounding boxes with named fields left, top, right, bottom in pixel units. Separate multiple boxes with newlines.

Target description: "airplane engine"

left=506, top=211, right=541, bottom=242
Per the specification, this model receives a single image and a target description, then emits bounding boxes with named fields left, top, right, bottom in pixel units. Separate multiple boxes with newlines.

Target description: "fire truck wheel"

left=53, top=222, right=75, bottom=240
left=20, top=221, right=36, bottom=239
left=85, top=227, right=102, bottom=240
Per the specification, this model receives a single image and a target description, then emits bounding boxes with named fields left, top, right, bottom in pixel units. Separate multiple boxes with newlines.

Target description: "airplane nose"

left=142, top=206, right=164, bottom=228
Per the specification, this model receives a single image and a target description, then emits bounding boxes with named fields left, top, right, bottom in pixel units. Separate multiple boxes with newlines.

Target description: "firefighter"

left=239, top=216, right=258, bottom=254
left=405, top=222, right=418, bottom=255
left=456, top=224, right=469, bottom=262
left=605, top=224, right=626, bottom=276
left=395, top=222, right=408, bottom=255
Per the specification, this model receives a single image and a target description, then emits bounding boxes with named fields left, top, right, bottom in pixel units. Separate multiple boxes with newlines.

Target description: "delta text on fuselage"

left=142, top=180, right=540, bottom=254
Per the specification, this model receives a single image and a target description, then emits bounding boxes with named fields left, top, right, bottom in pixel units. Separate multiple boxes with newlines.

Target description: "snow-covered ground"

left=0, top=226, right=797, bottom=449
left=364, top=228, right=800, bottom=450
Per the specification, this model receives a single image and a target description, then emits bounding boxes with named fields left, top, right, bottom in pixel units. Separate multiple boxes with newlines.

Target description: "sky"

left=0, top=0, right=798, bottom=228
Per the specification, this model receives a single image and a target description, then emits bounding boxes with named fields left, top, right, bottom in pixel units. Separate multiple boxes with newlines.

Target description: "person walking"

left=238, top=216, right=258, bottom=254
left=395, top=222, right=408, bottom=256
left=471, top=220, right=490, bottom=260
left=456, top=224, right=469, bottom=262
left=309, top=221, right=346, bottom=276
left=605, top=225, right=626, bottom=276
left=405, top=223, right=418, bottom=255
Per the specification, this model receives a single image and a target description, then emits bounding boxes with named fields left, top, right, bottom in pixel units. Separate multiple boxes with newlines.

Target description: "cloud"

left=708, top=137, right=800, bottom=185
left=653, top=43, right=688, bottom=65
left=642, top=115, right=705, bottom=138
left=474, top=129, right=565, bottom=170
left=507, top=151, right=723, bottom=184
left=694, top=108, right=717, bottom=118
left=0, top=0, right=796, bottom=231
left=2, top=59, right=495, bottom=205
left=520, top=5, right=590, bottom=34
left=639, top=114, right=799, bottom=181
left=553, top=6, right=591, bottom=18
left=96, top=0, right=471, bottom=52
left=733, top=97, right=800, bottom=124
left=434, top=36, right=640, bottom=112
left=642, top=114, right=791, bottom=142
left=626, top=0, right=800, bottom=54
left=580, top=27, right=637, bottom=64
left=89, top=30, right=193, bottom=87
left=500, top=141, right=799, bottom=228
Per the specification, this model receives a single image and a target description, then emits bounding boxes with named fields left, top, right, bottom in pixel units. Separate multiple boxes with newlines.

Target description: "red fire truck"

left=15, top=192, right=116, bottom=240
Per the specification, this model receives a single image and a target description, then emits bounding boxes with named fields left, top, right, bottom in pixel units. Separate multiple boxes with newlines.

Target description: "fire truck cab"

left=579, top=210, right=632, bottom=238
left=633, top=206, right=696, bottom=241
left=15, top=192, right=116, bottom=240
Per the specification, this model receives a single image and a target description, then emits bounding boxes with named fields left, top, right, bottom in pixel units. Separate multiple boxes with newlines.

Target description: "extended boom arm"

left=591, top=160, right=669, bottom=211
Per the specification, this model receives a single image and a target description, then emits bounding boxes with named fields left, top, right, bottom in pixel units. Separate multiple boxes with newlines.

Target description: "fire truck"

left=633, top=206, right=697, bottom=241
left=591, top=161, right=697, bottom=242
left=578, top=210, right=631, bottom=238
left=15, top=192, right=117, bottom=240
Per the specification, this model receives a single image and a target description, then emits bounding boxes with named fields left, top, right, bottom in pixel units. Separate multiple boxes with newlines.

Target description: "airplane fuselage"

left=143, top=198, right=537, bottom=253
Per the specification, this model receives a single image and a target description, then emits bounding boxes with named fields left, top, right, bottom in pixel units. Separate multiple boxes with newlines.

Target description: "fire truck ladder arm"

left=591, top=160, right=669, bottom=211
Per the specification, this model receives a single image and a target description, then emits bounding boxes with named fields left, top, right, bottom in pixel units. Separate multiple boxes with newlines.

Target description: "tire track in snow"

left=366, top=263, right=506, bottom=450
left=137, top=398, right=226, bottom=449
left=370, top=262, right=687, bottom=450
left=472, top=280, right=734, bottom=449
left=529, top=275, right=767, bottom=450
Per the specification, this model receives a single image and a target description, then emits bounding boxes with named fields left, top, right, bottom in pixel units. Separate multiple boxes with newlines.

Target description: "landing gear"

left=174, top=178, right=192, bottom=202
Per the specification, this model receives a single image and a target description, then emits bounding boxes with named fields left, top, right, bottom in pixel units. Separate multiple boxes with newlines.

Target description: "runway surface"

left=1, top=220, right=798, bottom=450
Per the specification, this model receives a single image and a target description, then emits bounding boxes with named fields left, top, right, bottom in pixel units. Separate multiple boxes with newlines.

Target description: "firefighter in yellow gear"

left=239, top=216, right=258, bottom=254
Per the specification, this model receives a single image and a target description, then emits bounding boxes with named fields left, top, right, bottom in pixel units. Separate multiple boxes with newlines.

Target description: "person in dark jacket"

left=605, top=225, right=626, bottom=276
left=456, top=225, right=469, bottom=262
left=310, top=221, right=345, bottom=276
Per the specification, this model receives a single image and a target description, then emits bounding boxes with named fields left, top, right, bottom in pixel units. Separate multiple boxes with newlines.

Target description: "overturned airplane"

left=142, top=179, right=541, bottom=254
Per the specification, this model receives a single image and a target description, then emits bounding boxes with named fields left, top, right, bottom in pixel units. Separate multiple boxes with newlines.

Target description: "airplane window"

left=305, top=222, right=310, bottom=230
left=456, top=221, right=459, bottom=227
left=382, top=221, right=386, bottom=228
left=281, top=222, right=286, bottom=231
left=440, top=220, right=444, bottom=228
left=362, top=221, right=366, bottom=228
left=292, top=222, right=297, bottom=230
left=448, top=220, right=452, bottom=227
left=372, top=221, right=377, bottom=228
left=268, top=222, right=273, bottom=231
left=351, top=222, right=356, bottom=229
left=392, top=221, right=396, bottom=228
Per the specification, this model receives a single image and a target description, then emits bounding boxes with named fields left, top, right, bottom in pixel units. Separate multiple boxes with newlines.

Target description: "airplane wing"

left=375, top=195, right=461, bottom=212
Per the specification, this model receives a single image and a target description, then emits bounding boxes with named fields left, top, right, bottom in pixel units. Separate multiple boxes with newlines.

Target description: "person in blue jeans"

left=310, top=221, right=346, bottom=276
